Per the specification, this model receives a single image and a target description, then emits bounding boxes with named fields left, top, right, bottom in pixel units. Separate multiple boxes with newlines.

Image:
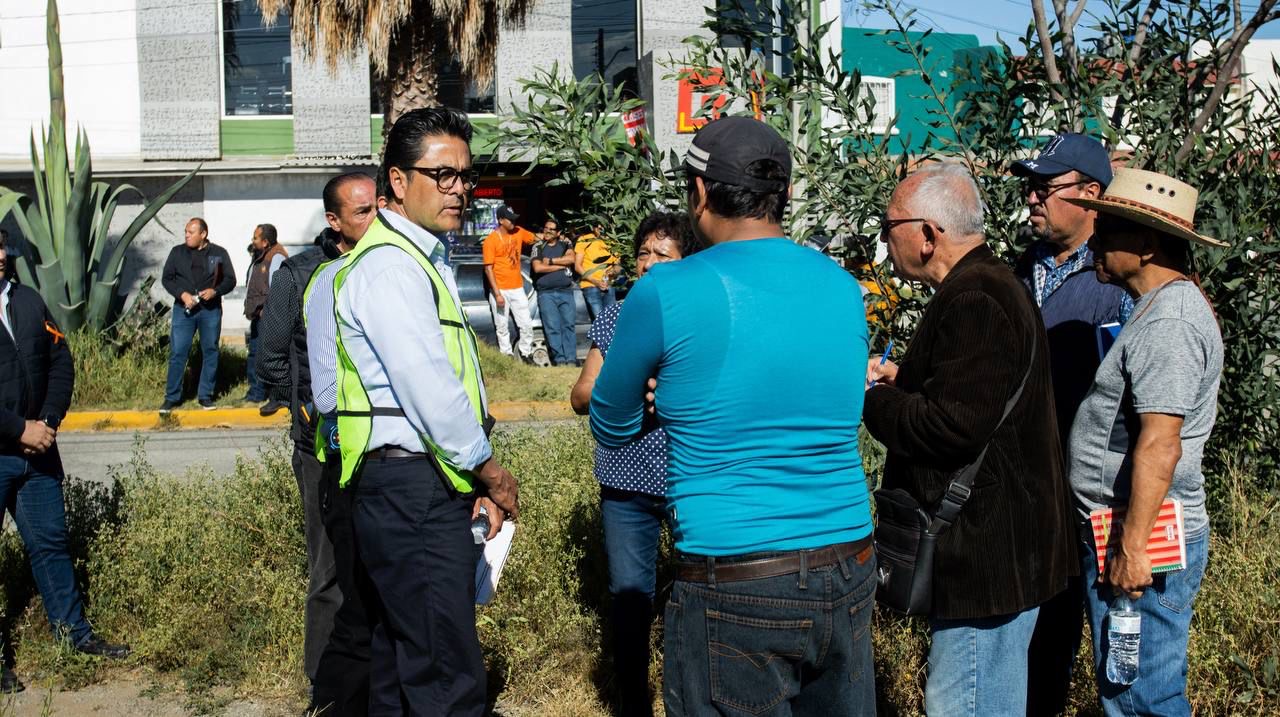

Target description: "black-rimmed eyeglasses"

left=401, top=166, right=480, bottom=192
left=880, top=217, right=944, bottom=240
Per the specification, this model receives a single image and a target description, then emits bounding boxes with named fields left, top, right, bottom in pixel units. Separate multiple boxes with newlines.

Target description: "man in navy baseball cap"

left=1010, top=132, right=1113, bottom=186
left=1011, top=133, right=1133, bottom=717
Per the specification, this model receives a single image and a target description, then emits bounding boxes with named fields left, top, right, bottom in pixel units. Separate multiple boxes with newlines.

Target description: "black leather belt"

left=677, top=536, right=875, bottom=584
left=363, top=446, right=426, bottom=461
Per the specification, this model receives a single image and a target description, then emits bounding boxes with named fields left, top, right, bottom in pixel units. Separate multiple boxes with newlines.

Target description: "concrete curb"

left=62, top=401, right=577, bottom=433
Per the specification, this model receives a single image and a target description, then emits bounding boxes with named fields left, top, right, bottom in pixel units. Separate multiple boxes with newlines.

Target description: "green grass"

left=68, top=328, right=577, bottom=412
left=70, top=329, right=250, bottom=411
left=0, top=426, right=1273, bottom=715
left=476, top=340, right=582, bottom=403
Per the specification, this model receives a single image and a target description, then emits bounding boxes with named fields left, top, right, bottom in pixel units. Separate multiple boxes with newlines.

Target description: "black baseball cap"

left=684, top=116, right=791, bottom=192
left=496, top=205, right=519, bottom=221
left=1010, top=133, right=1113, bottom=187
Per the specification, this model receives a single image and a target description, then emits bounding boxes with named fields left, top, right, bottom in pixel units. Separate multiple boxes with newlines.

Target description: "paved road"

left=57, top=421, right=574, bottom=485
left=58, top=428, right=287, bottom=484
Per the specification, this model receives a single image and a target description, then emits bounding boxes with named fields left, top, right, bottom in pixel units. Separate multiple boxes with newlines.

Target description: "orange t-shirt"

left=482, top=227, right=537, bottom=290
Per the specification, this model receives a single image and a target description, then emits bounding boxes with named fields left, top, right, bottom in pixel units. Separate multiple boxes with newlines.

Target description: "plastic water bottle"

left=1106, top=595, right=1141, bottom=685
left=470, top=506, right=490, bottom=545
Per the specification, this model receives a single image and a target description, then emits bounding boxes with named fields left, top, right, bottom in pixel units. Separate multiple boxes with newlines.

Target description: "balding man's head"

left=881, top=163, right=987, bottom=287
left=889, top=163, right=986, bottom=240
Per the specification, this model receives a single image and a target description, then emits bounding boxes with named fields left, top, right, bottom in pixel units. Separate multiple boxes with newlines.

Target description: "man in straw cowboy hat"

left=1064, top=167, right=1225, bottom=716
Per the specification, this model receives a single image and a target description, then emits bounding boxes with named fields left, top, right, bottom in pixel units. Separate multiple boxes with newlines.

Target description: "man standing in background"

left=160, top=218, right=236, bottom=411
left=531, top=218, right=578, bottom=366
left=482, top=205, right=537, bottom=361
left=257, top=172, right=378, bottom=713
left=1010, top=133, right=1130, bottom=716
left=243, top=223, right=287, bottom=413
left=575, top=224, right=620, bottom=320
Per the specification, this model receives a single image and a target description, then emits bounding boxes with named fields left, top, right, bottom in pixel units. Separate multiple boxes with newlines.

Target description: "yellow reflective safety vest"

left=301, top=256, right=344, bottom=463
left=332, top=214, right=488, bottom=491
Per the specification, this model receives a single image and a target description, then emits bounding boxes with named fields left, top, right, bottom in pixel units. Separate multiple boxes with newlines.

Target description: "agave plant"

left=0, top=0, right=196, bottom=334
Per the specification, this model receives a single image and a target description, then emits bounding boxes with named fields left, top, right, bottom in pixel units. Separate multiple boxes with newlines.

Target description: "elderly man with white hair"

left=865, top=163, right=1075, bottom=716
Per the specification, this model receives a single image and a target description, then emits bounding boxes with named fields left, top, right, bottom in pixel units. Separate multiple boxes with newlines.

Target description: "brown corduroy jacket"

left=864, top=243, right=1076, bottom=620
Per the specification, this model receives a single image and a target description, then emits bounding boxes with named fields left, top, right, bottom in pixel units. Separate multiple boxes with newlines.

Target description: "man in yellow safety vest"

left=331, top=107, right=519, bottom=715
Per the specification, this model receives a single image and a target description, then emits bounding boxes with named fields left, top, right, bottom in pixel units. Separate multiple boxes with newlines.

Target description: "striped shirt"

left=304, top=259, right=343, bottom=417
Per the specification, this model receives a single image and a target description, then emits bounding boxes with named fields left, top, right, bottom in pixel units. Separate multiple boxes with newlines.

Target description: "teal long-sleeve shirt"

left=589, top=238, right=874, bottom=556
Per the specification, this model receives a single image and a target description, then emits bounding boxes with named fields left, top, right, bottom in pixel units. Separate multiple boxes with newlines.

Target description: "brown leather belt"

left=363, top=446, right=426, bottom=461
left=677, top=536, right=875, bottom=584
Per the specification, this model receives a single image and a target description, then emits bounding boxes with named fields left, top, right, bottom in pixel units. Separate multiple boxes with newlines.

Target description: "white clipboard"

left=475, top=520, right=516, bottom=605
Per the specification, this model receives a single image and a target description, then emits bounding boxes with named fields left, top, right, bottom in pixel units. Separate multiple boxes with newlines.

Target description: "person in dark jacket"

left=0, top=233, right=129, bottom=695
left=243, top=223, right=288, bottom=412
left=256, top=171, right=378, bottom=714
left=865, top=163, right=1074, bottom=716
left=1010, top=133, right=1130, bottom=716
left=159, top=218, right=236, bottom=411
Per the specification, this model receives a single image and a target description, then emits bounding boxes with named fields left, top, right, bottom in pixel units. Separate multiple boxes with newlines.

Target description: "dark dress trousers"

left=864, top=244, right=1076, bottom=621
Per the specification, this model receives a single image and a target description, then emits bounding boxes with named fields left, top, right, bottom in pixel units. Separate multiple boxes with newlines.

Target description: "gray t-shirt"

left=532, top=240, right=574, bottom=290
left=1069, top=280, right=1222, bottom=537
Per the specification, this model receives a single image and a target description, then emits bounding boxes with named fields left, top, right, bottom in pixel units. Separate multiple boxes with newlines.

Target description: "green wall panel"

left=842, top=29, right=999, bottom=154
left=220, top=118, right=294, bottom=157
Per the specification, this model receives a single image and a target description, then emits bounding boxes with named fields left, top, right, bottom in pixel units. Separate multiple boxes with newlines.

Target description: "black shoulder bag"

left=872, top=349, right=1033, bottom=616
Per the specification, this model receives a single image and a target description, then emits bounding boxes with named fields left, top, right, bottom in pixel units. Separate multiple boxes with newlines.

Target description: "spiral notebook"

left=1089, top=498, right=1187, bottom=575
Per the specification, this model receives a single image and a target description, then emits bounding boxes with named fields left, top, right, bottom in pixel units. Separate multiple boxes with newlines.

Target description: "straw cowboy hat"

left=1065, top=167, right=1228, bottom=248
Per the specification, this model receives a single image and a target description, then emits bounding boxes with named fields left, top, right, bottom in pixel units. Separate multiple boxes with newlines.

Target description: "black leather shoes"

left=1, top=666, right=24, bottom=693
left=75, top=636, right=131, bottom=659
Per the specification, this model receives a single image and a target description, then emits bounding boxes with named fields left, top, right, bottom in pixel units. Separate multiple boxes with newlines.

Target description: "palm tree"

left=256, top=0, right=536, bottom=129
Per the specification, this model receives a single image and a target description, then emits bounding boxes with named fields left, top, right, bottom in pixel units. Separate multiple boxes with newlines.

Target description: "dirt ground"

left=0, top=673, right=299, bottom=717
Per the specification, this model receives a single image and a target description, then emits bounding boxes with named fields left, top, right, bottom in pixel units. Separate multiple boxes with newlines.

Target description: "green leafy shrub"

left=83, top=437, right=306, bottom=699
left=0, top=426, right=1273, bottom=713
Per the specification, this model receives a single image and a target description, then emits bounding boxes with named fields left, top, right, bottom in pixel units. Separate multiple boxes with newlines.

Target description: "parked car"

left=449, top=244, right=593, bottom=366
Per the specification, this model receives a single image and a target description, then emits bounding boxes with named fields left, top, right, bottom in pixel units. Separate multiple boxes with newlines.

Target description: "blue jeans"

left=244, top=318, right=264, bottom=401
left=582, top=285, right=616, bottom=322
left=663, top=542, right=877, bottom=716
left=165, top=305, right=222, bottom=403
left=601, top=486, right=666, bottom=715
left=0, top=454, right=92, bottom=646
left=1081, top=528, right=1208, bottom=717
left=537, top=288, right=578, bottom=365
left=925, top=606, right=1042, bottom=716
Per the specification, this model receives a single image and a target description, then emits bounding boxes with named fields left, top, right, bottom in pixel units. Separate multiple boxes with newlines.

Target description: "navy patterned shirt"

left=1031, top=241, right=1134, bottom=323
left=588, top=302, right=666, bottom=496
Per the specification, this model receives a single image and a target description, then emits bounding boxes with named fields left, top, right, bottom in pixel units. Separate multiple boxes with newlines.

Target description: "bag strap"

left=927, top=343, right=1036, bottom=535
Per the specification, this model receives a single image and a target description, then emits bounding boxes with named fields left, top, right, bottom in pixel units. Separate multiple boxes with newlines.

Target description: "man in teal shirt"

left=589, top=116, right=876, bottom=715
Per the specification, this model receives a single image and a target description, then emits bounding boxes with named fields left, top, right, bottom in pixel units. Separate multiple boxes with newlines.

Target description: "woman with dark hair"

left=570, top=211, right=703, bottom=716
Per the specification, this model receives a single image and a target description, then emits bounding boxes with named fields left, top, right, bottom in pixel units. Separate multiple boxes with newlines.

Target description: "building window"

left=222, top=0, right=293, bottom=116
left=571, top=0, right=638, bottom=97
left=369, top=62, right=496, bottom=115
left=715, top=0, right=793, bottom=78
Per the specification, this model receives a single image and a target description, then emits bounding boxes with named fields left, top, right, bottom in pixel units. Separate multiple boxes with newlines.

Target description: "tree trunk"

left=1174, top=2, right=1280, bottom=162
left=1031, top=0, right=1065, bottom=104
left=379, top=5, right=448, bottom=137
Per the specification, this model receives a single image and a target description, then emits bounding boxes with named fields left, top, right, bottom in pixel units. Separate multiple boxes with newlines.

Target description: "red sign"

left=676, top=68, right=765, bottom=134
left=622, top=107, right=647, bottom=146
left=676, top=69, right=729, bottom=134
left=473, top=187, right=504, bottom=199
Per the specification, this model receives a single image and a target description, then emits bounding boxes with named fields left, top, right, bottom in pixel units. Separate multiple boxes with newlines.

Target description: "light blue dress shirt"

left=334, top=209, right=492, bottom=471
left=304, top=259, right=343, bottom=417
